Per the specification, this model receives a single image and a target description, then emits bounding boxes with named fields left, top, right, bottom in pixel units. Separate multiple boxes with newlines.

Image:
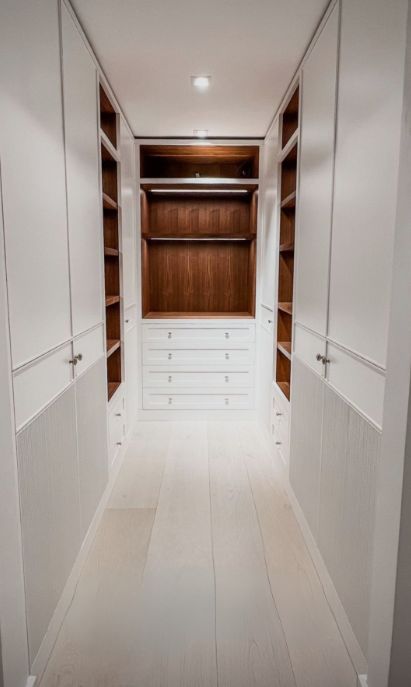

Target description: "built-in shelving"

left=275, top=84, right=299, bottom=401
left=99, top=83, right=122, bottom=401
left=140, top=145, right=259, bottom=319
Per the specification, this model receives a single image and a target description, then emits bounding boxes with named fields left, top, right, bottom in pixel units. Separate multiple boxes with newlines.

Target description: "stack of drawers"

left=271, top=384, right=290, bottom=463
left=142, top=321, right=255, bottom=410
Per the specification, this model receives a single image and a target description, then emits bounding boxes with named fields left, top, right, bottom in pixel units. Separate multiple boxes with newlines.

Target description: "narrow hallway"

left=40, top=422, right=357, bottom=687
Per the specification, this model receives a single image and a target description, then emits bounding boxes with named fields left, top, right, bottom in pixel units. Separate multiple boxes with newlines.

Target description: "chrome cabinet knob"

left=316, top=353, right=323, bottom=362
left=69, top=358, right=78, bottom=366
left=115, top=412, right=122, bottom=417
left=168, top=353, right=172, bottom=360
left=225, top=332, right=230, bottom=339
left=275, top=411, right=283, bottom=417
left=225, top=352, right=230, bottom=360
left=275, top=441, right=282, bottom=445
left=168, top=332, right=172, bottom=339
left=225, top=375, right=229, bottom=382
left=168, top=375, right=172, bottom=383
left=316, top=353, right=330, bottom=365
left=116, top=441, right=122, bottom=446
left=225, top=398, right=229, bottom=405
left=76, top=353, right=83, bottom=361
left=168, top=397, right=172, bottom=405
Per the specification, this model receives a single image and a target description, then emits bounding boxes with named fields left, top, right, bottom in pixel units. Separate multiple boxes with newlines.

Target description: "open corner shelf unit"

left=99, top=83, right=122, bottom=401
left=275, top=84, right=299, bottom=402
left=140, top=145, right=259, bottom=319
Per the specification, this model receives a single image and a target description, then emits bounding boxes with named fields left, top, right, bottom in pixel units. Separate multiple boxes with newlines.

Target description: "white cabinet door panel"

left=0, top=0, right=71, bottom=368
left=13, top=343, right=73, bottom=431
left=326, top=343, right=385, bottom=428
left=293, top=324, right=326, bottom=377
left=260, top=130, right=279, bottom=310
left=73, top=325, right=104, bottom=378
left=61, top=5, right=103, bottom=336
left=295, top=5, right=339, bottom=336
left=328, top=0, right=408, bottom=366
left=120, top=117, right=137, bottom=309
left=108, top=394, right=125, bottom=465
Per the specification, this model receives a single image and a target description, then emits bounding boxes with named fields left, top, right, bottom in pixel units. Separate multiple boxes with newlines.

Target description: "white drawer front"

left=326, top=343, right=385, bottom=428
left=142, top=325, right=255, bottom=345
left=143, top=345, right=254, bottom=366
left=13, top=342, right=73, bottom=431
left=108, top=395, right=125, bottom=465
left=294, top=323, right=326, bottom=376
left=143, top=390, right=253, bottom=410
left=143, top=367, right=252, bottom=389
left=73, top=325, right=104, bottom=377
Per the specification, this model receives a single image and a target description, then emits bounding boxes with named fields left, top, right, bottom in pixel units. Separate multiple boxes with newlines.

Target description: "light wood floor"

left=39, top=421, right=358, bottom=687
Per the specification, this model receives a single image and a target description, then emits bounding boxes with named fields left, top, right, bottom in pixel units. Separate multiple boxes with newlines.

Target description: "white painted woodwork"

left=239, top=423, right=358, bottom=687
left=326, top=342, right=386, bottom=428
left=39, top=508, right=156, bottom=686
left=73, top=324, right=104, bottom=379
left=142, top=323, right=255, bottom=345
left=271, top=385, right=290, bottom=463
left=143, top=344, right=255, bottom=366
left=61, top=5, right=103, bottom=337
left=16, top=387, right=82, bottom=665
left=124, top=304, right=137, bottom=332
left=289, top=357, right=324, bottom=537
left=108, top=394, right=126, bottom=466
left=13, top=343, right=73, bottom=432
left=75, top=359, right=108, bottom=537
left=120, top=117, right=137, bottom=309
left=143, top=390, right=253, bottom=410
left=0, top=0, right=71, bottom=368
left=143, top=367, right=253, bottom=389
left=260, top=127, right=279, bottom=311
left=328, top=0, right=408, bottom=367
left=208, top=421, right=296, bottom=686
left=125, top=325, right=138, bottom=431
left=294, top=5, right=339, bottom=336
left=319, top=384, right=381, bottom=656
left=293, top=323, right=326, bottom=376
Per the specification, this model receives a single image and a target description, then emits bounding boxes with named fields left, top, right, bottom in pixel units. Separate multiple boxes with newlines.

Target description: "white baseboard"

left=30, top=424, right=132, bottom=682
left=26, top=678, right=37, bottom=687
left=358, top=675, right=368, bottom=687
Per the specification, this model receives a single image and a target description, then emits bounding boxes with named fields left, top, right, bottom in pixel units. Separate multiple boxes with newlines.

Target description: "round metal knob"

left=69, top=358, right=78, bottom=366
left=168, top=332, right=172, bottom=339
left=168, top=353, right=172, bottom=360
left=316, top=353, right=323, bottom=362
left=275, top=441, right=282, bottom=446
left=225, top=398, right=229, bottom=405
left=225, top=375, right=229, bottom=382
left=225, top=353, right=230, bottom=360
left=168, top=397, right=173, bottom=405
left=275, top=412, right=283, bottom=417
left=225, top=332, right=230, bottom=339
left=168, top=375, right=172, bottom=383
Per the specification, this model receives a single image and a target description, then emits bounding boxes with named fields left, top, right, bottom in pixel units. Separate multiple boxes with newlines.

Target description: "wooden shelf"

left=108, top=381, right=121, bottom=401
left=277, top=381, right=290, bottom=401
left=141, top=179, right=259, bottom=191
left=106, top=338, right=121, bottom=357
left=279, top=241, right=294, bottom=253
left=279, top=129, right=299, bottom=161
left=106, top=295, right=120, bottom=307
left=101, top=130, right=120, bottom=162
left=104, top=246, right=119, bottom=256
left=142, top=233, right=255, bottom=241
left=103, top=193, right=118, bottom=211
left=278, top=341, right=291, bottom=359
left=144, top=311, right=254, bottom=319
left=278, top=302, right=292, bottom=315
left=281, top=191, right=296, bottom=209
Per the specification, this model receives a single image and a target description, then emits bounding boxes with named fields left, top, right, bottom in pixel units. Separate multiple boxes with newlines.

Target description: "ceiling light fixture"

left=193, top=129, right=208, bottom=138
left=191, top=75, right=211, bottom=91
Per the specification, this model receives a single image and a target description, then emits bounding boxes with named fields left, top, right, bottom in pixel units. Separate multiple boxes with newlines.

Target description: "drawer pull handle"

left=69, top=358, right=78, bottom=366
left=125, top=319, right=130, bottom=323
left=275, top=441, right=282, bottom=446
left=316, top=353, right=330, bottom=365
left=115, top=413, right=122, bottom=417
left=168, top=332, right=172, bottom=339
left=116, top=441, right=122, bottom=446
left=225, top=398, right=229, bottom=405
left=75, top=353, right=83, bottom=362
left=225, top=353, right=230, bottom=360
left=268, top=319, right=273, bottom=324
left=168, top=397, right=173, bottom=405
left=225, top=376, right=229, bottom=382
left=168, top=353, right=172, bottom=360
left=225, top=332, right=230, bottom=339
left=275, top=412, right=283, bottom=417
left=168, top=376, right=172, bottom=383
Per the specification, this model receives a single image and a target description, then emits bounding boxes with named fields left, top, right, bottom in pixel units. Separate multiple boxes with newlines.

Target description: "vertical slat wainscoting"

left=75, top=359, right=109, bottom=538
left=289, top=357, right=324, bottom=536
left=318, top=387, right=380, bottom=656
left=16, top=388, right=82, bottom=664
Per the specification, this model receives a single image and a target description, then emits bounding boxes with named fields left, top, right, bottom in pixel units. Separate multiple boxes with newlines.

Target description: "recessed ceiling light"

left=191, top=75, right=211, bottom=91
left=193, top=129, right=208, bottom=138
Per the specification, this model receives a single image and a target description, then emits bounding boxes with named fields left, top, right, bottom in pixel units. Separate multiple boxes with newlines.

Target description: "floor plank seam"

left=241, top=430, right=298, bottom=687
left=206, top=422, right=220, bottom=687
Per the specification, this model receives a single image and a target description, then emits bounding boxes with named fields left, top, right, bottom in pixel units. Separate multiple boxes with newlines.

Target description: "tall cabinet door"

left=61, top=5, right=103, bottom=337
left=0, top=0, right=71, bottom=368
left=294, top=5, right=339, bottom=337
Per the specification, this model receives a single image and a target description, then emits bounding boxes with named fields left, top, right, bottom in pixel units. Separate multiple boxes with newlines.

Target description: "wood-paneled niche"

left=140, top=145, right=259, bottom=318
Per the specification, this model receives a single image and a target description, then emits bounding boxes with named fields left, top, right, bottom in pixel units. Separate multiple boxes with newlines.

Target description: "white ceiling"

left=71, top=0, right=329, bottom=138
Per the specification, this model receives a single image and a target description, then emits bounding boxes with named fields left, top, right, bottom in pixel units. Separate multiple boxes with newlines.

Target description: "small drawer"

left=143, top=367, right=253, bottom=389
left=142, top=345, right=255, bottom=366
left=143, top=390, right=253, bottom=410
left=142, top=325, right=255, bottom=345
left=13, top=342, right=73, bottom=431
left=73, top=325, right=104, bottom=377
left=108, top=394, right=125, bottom=465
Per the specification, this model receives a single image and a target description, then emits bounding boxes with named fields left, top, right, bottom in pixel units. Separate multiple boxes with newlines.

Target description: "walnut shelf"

left=281, top=191, right=296, bottom=209
left=108, top=381, right=121, bottom=401
left=104, top=246, right=119, bottom=256
left=278, top=302, right=293, bottom=315
left=279, top=241, right=294, bottom=253
left=277, top=381, right=291, bottom=401
left=278, top=341, right=292, bottom=359
left=106, top=295, right=120, bottom=307
left=103, top=193, right=118, bottom=211
left=106, top=339, right=121, bottom=357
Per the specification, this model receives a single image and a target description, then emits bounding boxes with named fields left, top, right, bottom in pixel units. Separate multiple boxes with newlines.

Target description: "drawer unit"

left=143, top=390, right=253, bottom=410
left=271, top=386, right=290, bottom=462
left=142, top=324, right=255, bottom=345
left=143, top=367, right=253, bottom=389
left=143, top=344, right=255, bottom=366
left=108, top=393, right=126, bottom=465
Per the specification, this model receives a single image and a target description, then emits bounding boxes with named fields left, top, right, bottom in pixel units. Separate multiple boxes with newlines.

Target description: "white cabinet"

left=61, top=5, right=103, bottom=336
left=125, top=323, right=138, bottom=431
left=120, top=117, right=137, bottom=309
left=0, top=0, right=71, bottom=368
left=260, top=127, right=279, bottom=312
left=295, top=5, right=339, bottom=336
left=328, top=0, right=408, bottom=367
left=108, top=392, right=126, bottom=465
left=73, top=325, right=105, bottom=378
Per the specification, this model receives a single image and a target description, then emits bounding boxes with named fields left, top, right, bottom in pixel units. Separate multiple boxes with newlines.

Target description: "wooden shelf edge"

left=100, top=129, right=120, bottom=161
left=108, top=380, right=122, bottom=402
left=140, top=178, right=259, bottom=190
left=142, top=233, right=256, bottom=241
left=104, top=246, right=119, bottom=256
left=106, top=339, right=121, bottom=357
left=279, top=241, right=294, bottom=253
left=279, top=128, right=299, bottom=161
left=143, top=311, right=255, bottom=319
left=277, top=342, right=292, bottom=360
left=103, top=192, right=118, bottom=211
left=278, top=302, right=293, bottom=316
left=281, top=191, right=296, bottom=209
left=276, top=381, right=291, bottom=402
left=106, top=295, right=120, bottom=307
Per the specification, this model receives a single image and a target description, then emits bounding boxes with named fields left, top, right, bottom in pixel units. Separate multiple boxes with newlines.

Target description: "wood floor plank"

left=208, top=421, right=297, bottom=687
left=238, top=422, right=358, bottom=687
left=39, top=508, right=156, bottom=686
left=108, top=421, right=171, bottom=509
left=129, top=421, right=218, bottom=687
